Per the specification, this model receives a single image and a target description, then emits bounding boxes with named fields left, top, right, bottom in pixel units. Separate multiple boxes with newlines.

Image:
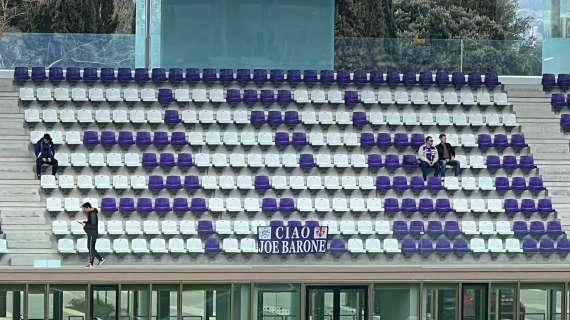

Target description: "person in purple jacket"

left=417, top=136, right=442, bottom=181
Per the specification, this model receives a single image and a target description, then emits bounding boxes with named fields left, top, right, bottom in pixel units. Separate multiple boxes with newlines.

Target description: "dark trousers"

left=419, top=161, right=441, bottom=181
left=36, top=157, right=58, bottom=176
left=438, top=159, right=461, bottom=177
left=87, top=232, right=103, bottom=265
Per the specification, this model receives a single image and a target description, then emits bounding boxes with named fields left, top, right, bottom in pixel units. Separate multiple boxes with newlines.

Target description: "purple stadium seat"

left=435, top=199, right=452, bottom=215
left=198, top=220, right=214, bottom=236
left=519, top=155, right=535, bottom=170
left=427, top=221, right=443, bottom=237
left=303, top=70, right=318, bottom=85
left=360, top=133, right=375, bottom=149
left=493, top=134, right=509, bottom=150
left=159, top=153, right=175, bottom=168
left=521, top=199, right=537, bottom=214
left=504, top=199, right=520, bottom=215
left=155, top=198, right=171, bottom=213
left=547, top=221, right=563, bottom=238
left=513, top=221, right=528, bottom=237
left=419, top=239, right=434, bottom=254
left=14, top=67, right=29, bottom=81
left=171, top=132, right=187, bottom=147
left=119, top=198, right=135, bottom=213
left=402, top=155, right=418, bottom=170
left=451, top=71, right=466, bottom=87
left=384, top=154, right=400, bottom=170
left=552, top=94, right=567, bottom=109
left=384, top=198, right=399, bottom=215
left=444, top=221, right=461, bottom=238
left=375, top=176, right=391, bottom=192
left=255, top=176, right=271, bottom=190
left=393, top=176, right=408, bottom=192
left=530, top=221, right=545, bottom=237
left=31, top=67, right=47, bottom=81
left=558, top=74, right=570, bottom=89
left=511, top=177, right=527, bottom=192
left=270, top=69, right=284, bottom=85
left=134, top=68, right=150, bottom=82
left=353, top=70, right=368, bottom=86
left=142, top=153, right=157, bottom=168
left=319, top=70, right=334, bottom=85
left=101, top=198, right=118, bottom=214
left=270, top=220, right=284, bottom=227
left=219, top=69, right=234, bottom=83
left=83, top=68, right=98, bottom=82
left=367, top=154, right=383, bottom=169
left=305, top=220, right=320, bottom=228
left=118, top=131, right=133, bottom=147
left=495, top=176, right=509, bottom=192
left=204, top=239, right=220, bottom=254
left=401, top=239, right=417, bottom=254
left=168, top=68, right=183, bottom=82
left=394, top=133, right=409, bottom=148
left=83, top=131, right=99, bottom=146
left=190, top=198, right=207, bottom=214
left=250, top=111, right=266, bottom=126
left=262, top=198, right=278, bottom=213
left=148, top=175, right=164, bottom=192
left=284, top=111, right=300, bottom=126
left=202, top=68, right=217, bottom=83
left=377, top=133, right=392, bottom=148
left=419, top=71, right=433, bottom=87
left=278, top=90, right=293, bottom=106
left=136, top=198, right=153, bottom=214
left=561, top=114, right=570, bottom=130
left=453, top=239, right=469, bottom=254
left=166, top=176, right=182, bottom=191
left=410, top=176, right=425, bottom=192
left=173, top=198, right=189, bottom=213
left=329, top=239, right=346, bottom=253
left=386, top=71, right=401, bottom=86
left=267, top=111, right=283, bottom=127
left=529, top=176, right=544, bottom=193
left=299, top=154, right=316, bottom=168
left=502, top=156, right=518, bottom=170
left=117, top=68, right=132, bottom=82
left=275, top=132, right=290, bottom=147
left=279, top=198, right=295, bottom=213
left=237, top=69, right=251, bottom=83
left=49, top=67, right=64, bottom=81
left=538, top=199, right=554, bottom=215
left=226, top=89, right=241, bottom=105
left=510, top=134, right=526, bottom=150
left=151, top=68, right=166, bottom=83
left=419, top=198, right=435, bottom=215
left=542, top=73, right=556, bottom=90
left=164, top=110, right=180, bottom=125
left=393, top=220, right=408, bottom=236
left=243, top=89, right=258, bottom=106
left=435, top=71, right=450, bottom=86
left=410, top=222, right=425, bottom=235
left=370, top=70, right=385, bottom=87
left=286, top=70, right=302, bottom=85
left=523, top=239, right=538, bottom=254
left=403, top=71, right=417, bottom=86
left=337, top=70, right=351, bottom=86
left=401, top=198, right=417, bottom=215
left=344, top=91, right=359, bottom=106
left=484, top=72, right=500, bottom=87
left=540, top=239, right=555, bottom=254
left=436, top=239, right=452, bottom=254
left=410, top=133, right=425, bottom=149
left=260, top=90, right=275, bottom=105
left=101, top=131, right=116, bottom=147
left=158, top=89, right=174, bottom=105
left=477, top=134, right=493, bottom=149
left=185, top=68, right=200, bottom=83
left=292, top=132, right=308, bottom=147
left=485, top=155, right=501, bottom=171
left=183, top=175, right=200, bottom=190
left=136, top=132, right=152, bottom=147
left=557, top=239, right=570, bottom=254
left=153, top=132, right=169, bottom=147
left=468, top=72, right=482, bottom=86
left=253, top=69, right=268, bottom=85
left=427, top=176, right=443, bottom=192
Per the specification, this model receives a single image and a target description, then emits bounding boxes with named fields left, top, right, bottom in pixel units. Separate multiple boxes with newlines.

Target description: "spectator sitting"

left=436, top=133, right=461, bottom=178
left=34, top=133, right=58, bottom=179
left=417, top=135, right=441, bottom=181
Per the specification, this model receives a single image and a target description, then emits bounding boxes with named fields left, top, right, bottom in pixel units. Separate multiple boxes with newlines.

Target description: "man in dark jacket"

left=79, top=202, right=104, bottom=268
left=436, top=133, right=461, bottom=177
left=34, top=133, right=58, bottom=179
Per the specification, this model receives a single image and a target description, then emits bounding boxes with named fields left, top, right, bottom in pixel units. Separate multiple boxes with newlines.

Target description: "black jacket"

left=34, top=139, right=55, bottom=159
left=436, top=142, right=455, bottom=160
left=83, top=210, right=98, bottom=234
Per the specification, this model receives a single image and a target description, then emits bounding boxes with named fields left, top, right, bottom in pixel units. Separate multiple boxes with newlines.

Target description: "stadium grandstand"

left=0, top=0, right=568, bottom=319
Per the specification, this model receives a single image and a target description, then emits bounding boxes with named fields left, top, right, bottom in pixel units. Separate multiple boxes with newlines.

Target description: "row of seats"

left=51, top=219, right=563, bottom=238
left=16, top=67, right=501, bottom=88
left=444, top=176, right=544, bottom=192
left=19, top=87, right=508, bottom=106
left=24, top=108, right=519, bottom=128
left=542, top=74, right=570, bottom=90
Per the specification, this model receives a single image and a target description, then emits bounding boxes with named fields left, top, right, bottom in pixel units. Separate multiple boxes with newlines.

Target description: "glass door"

left=306, top=286, right=367, bottom=320
left=463, top=284, right=488, bottom=320
left=92, top=285, right=118, bottom=320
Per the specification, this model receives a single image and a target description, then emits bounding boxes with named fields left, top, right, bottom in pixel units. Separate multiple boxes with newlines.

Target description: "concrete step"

left=6, top=231, right=52, bottom=249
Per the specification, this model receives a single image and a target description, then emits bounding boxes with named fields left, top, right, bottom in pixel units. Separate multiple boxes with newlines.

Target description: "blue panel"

left=543, top=38, right=570, bottom=73
left=159, top=0, right=334, bottom=69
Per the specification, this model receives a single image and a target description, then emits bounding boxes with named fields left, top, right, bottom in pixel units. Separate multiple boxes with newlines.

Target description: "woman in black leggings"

left=79, top=202, right=105, bottom=268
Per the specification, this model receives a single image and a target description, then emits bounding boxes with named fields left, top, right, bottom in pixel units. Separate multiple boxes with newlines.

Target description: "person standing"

left=34, top=133, right=58, bottom=179
left=417, top=136, right=441, bottom=181
left=436, top=133, right=461, bottom=177
left=79, top=202, right=105, bottom=268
